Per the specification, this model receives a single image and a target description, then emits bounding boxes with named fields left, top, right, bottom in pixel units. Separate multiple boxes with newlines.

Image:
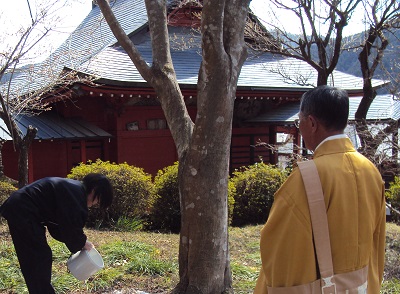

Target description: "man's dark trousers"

left=7, top=218, right=55, bottom=294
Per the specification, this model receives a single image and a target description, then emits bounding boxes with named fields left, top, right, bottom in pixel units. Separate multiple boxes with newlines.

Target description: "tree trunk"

left=0, top=110, right=37, bottom=187
left=16, top=126, right=37, bottom=188
left=173, top=1, right=249, bottom=292
left=17, top=142, right=29, bottom=188
left=354, top=80, right=377, bottom=158
left=0, top=139, right=4, bottom=178
left=175, top=74, right=236, bottom=294
left=316, top=68, right=329, bottom=86
left=97, top=0, right=250, bottom=292
left=355, top=26, right=380, bottom=159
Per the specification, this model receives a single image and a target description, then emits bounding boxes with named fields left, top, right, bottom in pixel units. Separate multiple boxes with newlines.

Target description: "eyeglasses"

left=294, top=118, right=300, bottom=128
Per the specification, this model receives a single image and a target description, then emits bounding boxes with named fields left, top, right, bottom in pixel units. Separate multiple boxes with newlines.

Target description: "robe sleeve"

left=254, top=169, right=317, bottom=291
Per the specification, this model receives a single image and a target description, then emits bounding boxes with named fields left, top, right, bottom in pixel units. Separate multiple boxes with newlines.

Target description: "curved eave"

left=0, top=113, right=113, bottom=141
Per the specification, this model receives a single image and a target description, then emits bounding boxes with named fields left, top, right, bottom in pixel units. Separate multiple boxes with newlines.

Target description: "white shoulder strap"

left=297, top=160, right=334, bottom=281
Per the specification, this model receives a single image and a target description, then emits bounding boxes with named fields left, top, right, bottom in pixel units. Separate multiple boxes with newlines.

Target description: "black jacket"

left=0, top=177, right=88, bottom=253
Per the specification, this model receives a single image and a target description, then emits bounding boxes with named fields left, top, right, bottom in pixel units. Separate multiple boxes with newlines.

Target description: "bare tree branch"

left=246, top=0, right=361, bottom=85
left=0, top=0, right=99, bottom=186
left=355, top=0, right=399, bottom=162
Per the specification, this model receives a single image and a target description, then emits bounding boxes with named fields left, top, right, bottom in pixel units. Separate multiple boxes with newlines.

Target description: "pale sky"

left=1, top=0, right=368, bottom=63
left=1, top=0, right=92, bottom=63
left=249, top=0, right=369, bottom=37
left=1, top=0, right=92, bottom=35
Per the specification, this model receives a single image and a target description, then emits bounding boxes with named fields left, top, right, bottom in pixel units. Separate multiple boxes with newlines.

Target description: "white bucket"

left=67, top=248, right=104, bottom=280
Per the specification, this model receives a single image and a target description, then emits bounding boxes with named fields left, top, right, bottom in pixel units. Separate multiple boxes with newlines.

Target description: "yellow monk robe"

left=254, top=138, right=386, bottom=294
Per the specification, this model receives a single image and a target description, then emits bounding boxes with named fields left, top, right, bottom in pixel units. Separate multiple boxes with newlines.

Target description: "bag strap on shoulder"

left=297, top=160, right=336, bottom=292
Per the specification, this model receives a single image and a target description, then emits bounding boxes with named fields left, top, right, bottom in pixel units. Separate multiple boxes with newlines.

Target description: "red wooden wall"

left=1, top=94, right=282, bottom=183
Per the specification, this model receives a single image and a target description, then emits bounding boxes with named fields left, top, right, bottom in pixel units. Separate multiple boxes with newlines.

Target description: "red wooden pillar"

left=80, top=140, right=87, bottom=163
left=28, top=146, right=34, bottom=183
left=293, top=128, right=301, bottom=154
left=103, top=138, right=110, bottom=161
left=269, top=125, right=278, bottom=164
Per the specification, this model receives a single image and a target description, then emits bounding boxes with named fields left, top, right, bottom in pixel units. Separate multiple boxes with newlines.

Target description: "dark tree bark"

left=0, top=108, right=37, bottom=187
left=355, top=0, right=399, bottom=161
left=97, top=0, right=250, bottom=292
left=0, top=139, right=5, bottom=178
left=248, top=0, right=360, bottom=86
left=16, top=126, right=37, bottom=188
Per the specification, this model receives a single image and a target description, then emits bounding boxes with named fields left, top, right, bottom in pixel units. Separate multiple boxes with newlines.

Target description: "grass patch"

left=231, top=261, right=259, bottom=294
left=0, top=223, right=399, bottom=293
left=384, top=222, right=400, bottom=290
left=112, top=217, right=144, bottom=232
left=0, top=240, right=26, bottom=293
left=101, top=240, right=176, bottom=276
left=381, top=278, right=400, bottom=293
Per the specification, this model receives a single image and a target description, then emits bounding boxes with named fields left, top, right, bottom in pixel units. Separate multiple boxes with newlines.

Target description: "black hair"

left=300, top=85, right=349, bottom=131
left=82, top=173, right=113, bottom=210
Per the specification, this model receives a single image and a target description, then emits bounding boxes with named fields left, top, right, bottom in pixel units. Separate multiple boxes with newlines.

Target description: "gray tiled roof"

left=1, top=0, right=148, bottom=96
left=0, top=113, right=112, bottom=141
left=247, top=102, right=300, bottom=124
left=61, top=0, right=148, bottom=68
left=2, top=0, right=388, bottom=97
left=349, top=94, right=400, bottom=121
left=79, top=24, right=387, bottom=91
left=248, top=94, right=400, bottom=123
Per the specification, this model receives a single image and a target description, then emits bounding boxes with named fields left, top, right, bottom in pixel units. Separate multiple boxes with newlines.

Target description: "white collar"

left=315, top=134, right=348, bottom=151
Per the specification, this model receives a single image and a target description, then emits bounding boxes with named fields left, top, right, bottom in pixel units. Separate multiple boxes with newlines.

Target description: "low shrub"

left=386, top=176, right=400, bottom=223
left=0, top=181, right=17, bottom=216
left=150, top=162, right=180, bottom=233
left=0, top=175, right=17, bottom=187
left=150, top=162, right=235, bottom=233
left=230, top=162, right=287, bottom=227
left=67, top=159, right=154, bottom=228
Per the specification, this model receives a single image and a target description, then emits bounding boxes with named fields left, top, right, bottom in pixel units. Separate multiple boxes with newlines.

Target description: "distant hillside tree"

left=247, top=0, right=361, bottom=86
left=337, top=31, right=400, bottom=86
left=249, top=0, right=400, bottom=169
left=354, top=0, right=400, bottom=162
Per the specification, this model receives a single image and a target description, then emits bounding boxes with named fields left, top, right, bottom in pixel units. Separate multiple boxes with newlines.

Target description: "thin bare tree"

left=0, top=0, right=95, bottom=187
left=355, top=0, right=400, bottom=162
left=247, top=0, right=362, bottom=86
left=247, top=0, right=400, bottom=170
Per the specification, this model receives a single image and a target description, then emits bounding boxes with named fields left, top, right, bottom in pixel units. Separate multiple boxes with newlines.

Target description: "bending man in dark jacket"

left=0, top=173, right=113, bottom=294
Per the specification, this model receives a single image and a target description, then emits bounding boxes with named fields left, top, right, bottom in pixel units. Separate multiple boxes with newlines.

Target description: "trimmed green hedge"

left=0, top=180, right=17, bottom=220
left=230, top=162, right=287, bottom=227
left=68, top=159, right=154, bottom=228
left=64, top=159, right=287, bottom=230
left=150, top=162, right=181, bottom=233
left=0, top=181, right=17, bottom=203
left=386, top=176, right=400, bottom=223
left=150, top=162, right=235, bottom=233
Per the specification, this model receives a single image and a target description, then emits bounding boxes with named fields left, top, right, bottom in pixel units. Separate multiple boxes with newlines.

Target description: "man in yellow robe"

left=254, top=85, right=386, bottom=293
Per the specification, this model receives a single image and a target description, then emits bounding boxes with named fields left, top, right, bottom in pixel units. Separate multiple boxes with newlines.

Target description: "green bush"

left=150, top=162, right=235, bottom=233
left=67, top=159, right=154, bottom=228
left=386, top=176, right=400, bottom=223
left=150, top=162, right=180, bottom=233
left=0, top=180, right=17, bottom=207
left=230, top=162, right=287, bottom=227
